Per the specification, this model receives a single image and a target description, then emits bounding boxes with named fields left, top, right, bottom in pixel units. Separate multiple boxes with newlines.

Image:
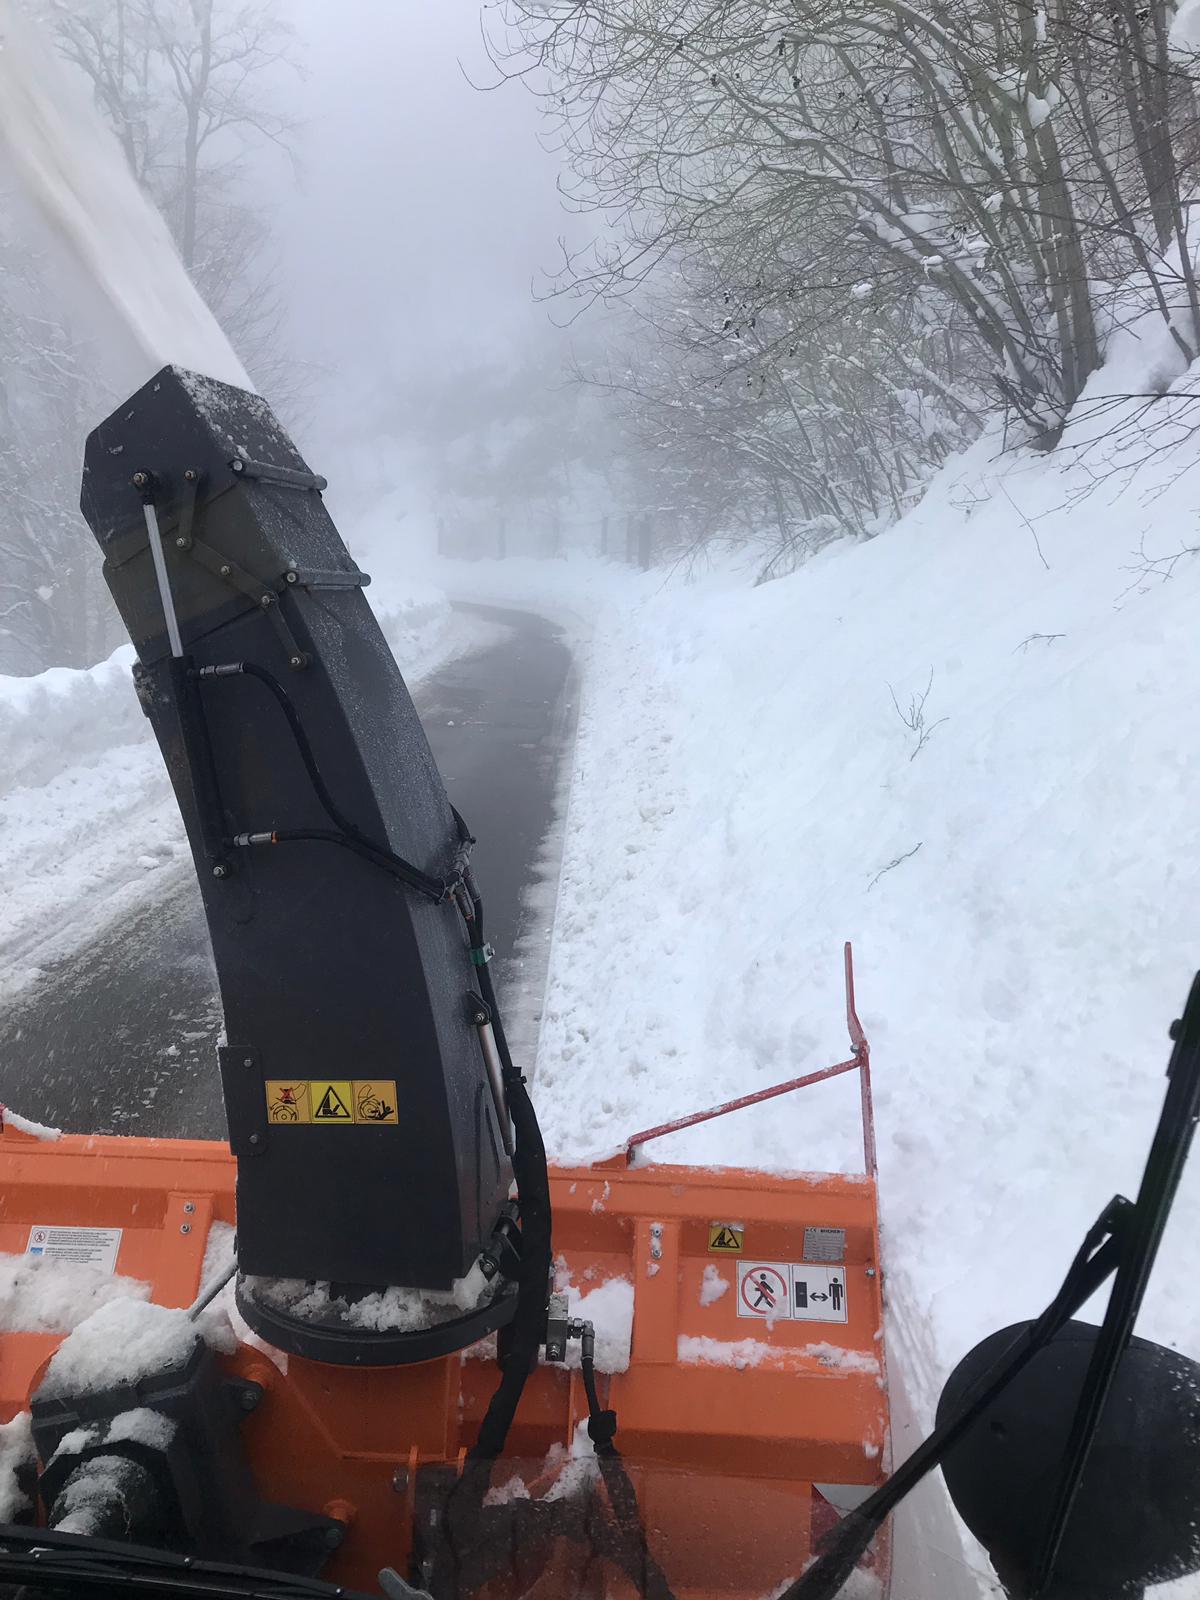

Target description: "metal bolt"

left=260, top=594, right=274, bottom=608
left=219, top=564, right=231, bottom=577
left=231, top=458, right=244, bottom=473
left=132, top=471, right=149, bottom=488
left=183, top=1201, right=195, bottom=1214
left=212, top=864, right=229, bottom=879
left=249, top=1133, right=261, bottom=1146
left=289, top=654, right=303, bottom=668
left=866, top=1267, right=877, bottom=1277
left=474, top=1012, right=487, bottom=1026
left=391, top=1467, right=409, bottom=1493
left=235, top=1382, right=263, bottom=1412
left=285, top=570, right=298, bottom=584
left=184, top=469, right=198, bottom=483
left=243, top=1057, right=254, bottom=1068
left=180, top=1223, right=191, bottom=1235
left=175, top=537, right=187, bottom=548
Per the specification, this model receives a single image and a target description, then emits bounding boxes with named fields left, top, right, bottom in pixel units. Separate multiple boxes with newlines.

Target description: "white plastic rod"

left=142, top=499, right=184, bottom=658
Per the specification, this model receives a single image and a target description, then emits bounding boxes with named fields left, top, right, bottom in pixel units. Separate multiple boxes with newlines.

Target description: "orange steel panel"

left=0, top=1130, right=891, bottom=1597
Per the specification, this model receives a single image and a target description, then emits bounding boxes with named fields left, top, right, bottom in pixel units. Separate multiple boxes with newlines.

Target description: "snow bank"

left=530, top=382, right=1200, bottom=1442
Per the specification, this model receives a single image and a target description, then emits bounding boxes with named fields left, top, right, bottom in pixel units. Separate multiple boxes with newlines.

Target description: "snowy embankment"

left=0, top=582, right=478, bottom=1002
left=462, top=363, right=1200, bottom=1579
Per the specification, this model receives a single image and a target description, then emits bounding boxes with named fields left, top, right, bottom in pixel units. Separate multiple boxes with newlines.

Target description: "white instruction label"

left=27, top=1225, right=123, bottom=1274
left=737, top=1260, right=848, bottom=1324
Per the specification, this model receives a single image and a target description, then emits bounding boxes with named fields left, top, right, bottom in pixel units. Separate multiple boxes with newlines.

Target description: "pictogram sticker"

left=264, top=1080, right=399, bottom=1126
left=736, top=1261, right=849, bottom=1324
left=355, top=1080, right=399, bottom=1125
left=266, top=1081, right=310, bottom=1124
left=791, top=1263, right=848, bottom=1323
left=709, top=1223, right=744, bottom=1253
left=737, top=1263, right=789, bottom=1318
left=311, top=1081, right=354, bottom=1122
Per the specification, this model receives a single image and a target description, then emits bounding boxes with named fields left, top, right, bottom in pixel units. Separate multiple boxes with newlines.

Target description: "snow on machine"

left=1, top=370, right=1198, bottom=1600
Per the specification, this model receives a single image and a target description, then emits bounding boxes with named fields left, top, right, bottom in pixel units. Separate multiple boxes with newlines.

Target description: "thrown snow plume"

left=0, top=0, right=250, bottom=390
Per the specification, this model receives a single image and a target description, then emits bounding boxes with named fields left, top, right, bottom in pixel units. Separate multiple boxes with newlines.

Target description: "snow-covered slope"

left=501, top=377, right=1200, bottom=1590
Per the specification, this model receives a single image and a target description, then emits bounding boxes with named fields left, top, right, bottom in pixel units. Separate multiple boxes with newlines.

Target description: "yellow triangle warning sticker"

left=709, top=1224, right=744, bottom=1253
left=311, top=1081, right=353, bottom=1122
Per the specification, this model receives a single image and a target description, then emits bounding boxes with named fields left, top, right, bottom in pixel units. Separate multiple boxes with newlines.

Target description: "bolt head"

left=180, top=1223, right=191, bottom=1235
left=285, top=570, right=298, bottom=583
left=212, top=864, right=229, bottom=879
left=183, top=1201, right=195, bottom=1214
left=260, top=594, right=273, bottom=608
left=219, top=564, right=231, bottom=577
left=866, top=1267, right=877, bottom=1277
left=249, top=1133, right=261, bottom=1146
left=184, top=469, right=198, bottom=482
left=289, top=654, right=303, bottom=668
left=243, top=1056, right=254, bottom=1068
left=132, top=471, right=149, bottom=488
left=176, top=537, right=187, bottom=548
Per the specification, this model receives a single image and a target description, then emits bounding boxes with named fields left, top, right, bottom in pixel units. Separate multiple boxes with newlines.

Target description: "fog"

left=277, top=0, right=576, bottom=400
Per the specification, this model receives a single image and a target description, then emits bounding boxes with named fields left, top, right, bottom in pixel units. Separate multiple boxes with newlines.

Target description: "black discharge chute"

left=77, top=365, right=540, bottom=1369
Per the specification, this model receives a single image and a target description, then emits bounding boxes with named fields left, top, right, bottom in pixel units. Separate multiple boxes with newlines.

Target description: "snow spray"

left=0, top=0, right=250, bottom=390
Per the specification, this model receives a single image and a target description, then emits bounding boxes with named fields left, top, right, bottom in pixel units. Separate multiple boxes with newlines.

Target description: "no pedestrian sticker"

left=27, top=1225, right=123, bottom=1274
left=736, top=1260, right=848, bottom=1324
left=709, top=1224, right=744, bottom=1253
left=265, top=1080, right=399, bottom=1127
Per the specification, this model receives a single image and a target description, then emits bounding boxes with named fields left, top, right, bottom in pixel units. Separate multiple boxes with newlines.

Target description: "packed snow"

left=0, top=1254, right=148, bottom=1335
left=40, top=1297, right=200, bottom=1396
left=0, top=1412, right=34, bottom=1523
left=246, top=1257, right=497, bottom=1333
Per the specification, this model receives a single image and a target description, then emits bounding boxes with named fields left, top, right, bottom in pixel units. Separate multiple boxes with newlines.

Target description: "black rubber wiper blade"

left=0, top=1522, right=379, bottom=1599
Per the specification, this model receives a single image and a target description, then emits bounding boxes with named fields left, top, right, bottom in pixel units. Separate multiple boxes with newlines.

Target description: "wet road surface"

left=0, top=604, right=572, bottom=1139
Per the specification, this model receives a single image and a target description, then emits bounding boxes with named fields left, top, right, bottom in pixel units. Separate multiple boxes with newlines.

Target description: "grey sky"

left=276, top=0, right=580, bottom=431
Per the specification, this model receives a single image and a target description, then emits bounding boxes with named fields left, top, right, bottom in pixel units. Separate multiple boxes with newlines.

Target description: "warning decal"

left=27, top=1225, right=122, bottom=1274
left=736, top=1261, right=848, bottom=1324
left=264, top=1080, right=399, bottom=1127
left=738, top=1263, right=788, bottom=1317
left=312, top=1081, right=353, bottom=1122
left=354, top=1080, right=399, bottom=1125
left=709, top=1223, right=744, bottom=1253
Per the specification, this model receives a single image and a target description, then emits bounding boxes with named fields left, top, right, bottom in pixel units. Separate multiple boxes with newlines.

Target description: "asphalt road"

left=0, top=604, right=572, bottom=1140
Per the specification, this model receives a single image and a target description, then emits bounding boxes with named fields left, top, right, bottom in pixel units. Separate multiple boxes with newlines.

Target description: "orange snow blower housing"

left=0, top=367, right=890, bottom=1600
left=0, top=955, right=889, bottom=1598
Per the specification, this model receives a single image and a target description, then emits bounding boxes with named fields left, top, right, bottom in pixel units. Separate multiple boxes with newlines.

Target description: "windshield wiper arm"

left=0, top=1522, right=379, bottom=1600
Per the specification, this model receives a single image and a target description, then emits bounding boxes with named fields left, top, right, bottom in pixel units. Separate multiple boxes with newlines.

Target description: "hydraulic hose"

left=196, top=662, right=451, bottom=900
left=431, top=880, right=553, bottom=1600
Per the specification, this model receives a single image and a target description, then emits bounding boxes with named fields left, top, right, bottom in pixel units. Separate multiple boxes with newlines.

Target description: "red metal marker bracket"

left=600, top=943, right=877, bottom=1176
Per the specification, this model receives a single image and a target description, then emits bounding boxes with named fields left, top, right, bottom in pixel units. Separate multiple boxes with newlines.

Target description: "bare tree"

left=483, top=0, right=1200, bottom=564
